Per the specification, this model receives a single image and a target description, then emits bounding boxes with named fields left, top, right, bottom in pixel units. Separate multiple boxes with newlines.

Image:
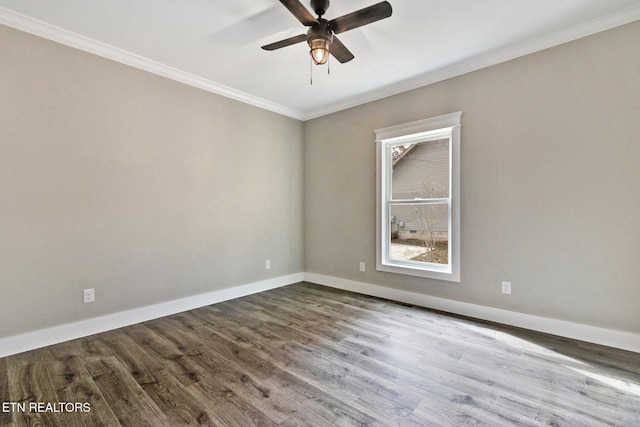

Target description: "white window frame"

left=375, top=112, right=461, bottom=282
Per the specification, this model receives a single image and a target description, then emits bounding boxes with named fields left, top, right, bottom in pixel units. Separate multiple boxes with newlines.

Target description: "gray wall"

left=0, top=25, right=304, bottom=338
left=304, top=21, right=640, bottom=333
left=2, top=19, right=639, bottom=342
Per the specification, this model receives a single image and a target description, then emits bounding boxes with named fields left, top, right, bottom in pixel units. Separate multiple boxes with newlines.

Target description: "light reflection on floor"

left=567, top=366, right=640, bottom=397
left=453, top=319, right=640, bottom=400
left=454, top=321, right=589, bottom=365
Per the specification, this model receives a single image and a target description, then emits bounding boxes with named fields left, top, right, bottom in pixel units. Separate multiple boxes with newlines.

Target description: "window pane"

left=391, top=138, right=449, bottom=200
left=390, top=203, right=448, bottom=265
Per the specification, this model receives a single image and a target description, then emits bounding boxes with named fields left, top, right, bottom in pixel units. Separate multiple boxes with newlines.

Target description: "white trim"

left=3, top=6, right=640, bottom=122
left=0, top=7, right=305, bottom=121
left=2, top=271, right=639, bottom=357
left=374, top=112, right=462, bottom=142
left=304, top=272, right=640, bottom=354
left=302, top=6, right=640, bottom=120
left=0, top=272, right=303, bottom=358
left=375, top=113, right=461, bottom=282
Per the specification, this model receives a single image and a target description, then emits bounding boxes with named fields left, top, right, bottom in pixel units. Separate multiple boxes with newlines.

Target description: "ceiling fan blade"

left=330, top=36, right=355, bottom=63
left=279, top=0, right=318, bottom=26
left=328, top=1, right=392, bottom=34
left=262, top=34, right=307, bottom=50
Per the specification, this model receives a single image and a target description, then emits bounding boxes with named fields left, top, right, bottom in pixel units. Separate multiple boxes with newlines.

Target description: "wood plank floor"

left=1, top=282, right=639, bottom=426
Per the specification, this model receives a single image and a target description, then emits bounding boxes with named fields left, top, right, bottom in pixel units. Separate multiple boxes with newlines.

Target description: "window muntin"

left=375, top=112, right=461, bottom=282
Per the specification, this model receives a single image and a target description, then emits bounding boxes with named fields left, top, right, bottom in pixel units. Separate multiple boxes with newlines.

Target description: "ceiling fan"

left=262, top=0, right=393, bottom=65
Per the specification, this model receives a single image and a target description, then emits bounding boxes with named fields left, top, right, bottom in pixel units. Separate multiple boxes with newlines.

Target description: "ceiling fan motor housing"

left=307, top=20, right=333, bottom=43
left=310, top=0, right=330, bottom=17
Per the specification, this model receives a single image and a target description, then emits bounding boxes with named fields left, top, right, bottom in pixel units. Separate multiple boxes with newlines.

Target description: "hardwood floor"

left=2, top=282, right=639, bottom=426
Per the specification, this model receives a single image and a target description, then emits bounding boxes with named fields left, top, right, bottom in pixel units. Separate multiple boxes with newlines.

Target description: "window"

left=375, top=112, right=461, bottom=282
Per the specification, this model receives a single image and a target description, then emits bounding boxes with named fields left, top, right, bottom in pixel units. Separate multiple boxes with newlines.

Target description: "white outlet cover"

left=501, top=281, right=511, bottom=294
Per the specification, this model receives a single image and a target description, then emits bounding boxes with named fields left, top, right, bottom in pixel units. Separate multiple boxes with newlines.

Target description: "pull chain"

left=309, top=54, right=331, bottom=85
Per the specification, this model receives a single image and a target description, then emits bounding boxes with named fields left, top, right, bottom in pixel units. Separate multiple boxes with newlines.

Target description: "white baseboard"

left=304, top=272, right=640, bottom=354
left=3, top=271, right=638, bottom=358
left=0, top=272, right=304, bottom=358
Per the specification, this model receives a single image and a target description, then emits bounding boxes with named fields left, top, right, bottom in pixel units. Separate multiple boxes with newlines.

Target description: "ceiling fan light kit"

left=262, top=0, right=393, bottom=67
left=308, top=21, right=333, bottom=65
left=309, top=36, right=331, bottom=65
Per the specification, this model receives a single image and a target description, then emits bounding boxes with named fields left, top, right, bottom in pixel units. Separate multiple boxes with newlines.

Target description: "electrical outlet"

left=359, top=262, right=366, bottom=272
left=266, top=259, right=271, bottom=270
left=501, top=281, right=512, bottom=295
left=83, top=288, right=95, bottom=304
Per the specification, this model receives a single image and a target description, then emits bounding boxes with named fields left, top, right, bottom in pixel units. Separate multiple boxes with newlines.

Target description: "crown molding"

left=301, top=4, right=640, bottom=120
left=2, top=5, right=639, bottom=122
left=0, top=7, right=305, bottom=121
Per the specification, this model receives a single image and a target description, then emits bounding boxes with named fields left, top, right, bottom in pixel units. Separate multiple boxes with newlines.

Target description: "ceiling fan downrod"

left=310, top=0, right=330, bottom=17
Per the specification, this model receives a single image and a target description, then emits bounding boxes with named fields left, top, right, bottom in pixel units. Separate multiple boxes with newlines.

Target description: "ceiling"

left=1, top=0, right=640, bottom=120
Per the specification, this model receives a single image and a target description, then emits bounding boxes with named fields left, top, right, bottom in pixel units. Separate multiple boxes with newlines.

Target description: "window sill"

left=377, top=261, right=460, bottom=282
